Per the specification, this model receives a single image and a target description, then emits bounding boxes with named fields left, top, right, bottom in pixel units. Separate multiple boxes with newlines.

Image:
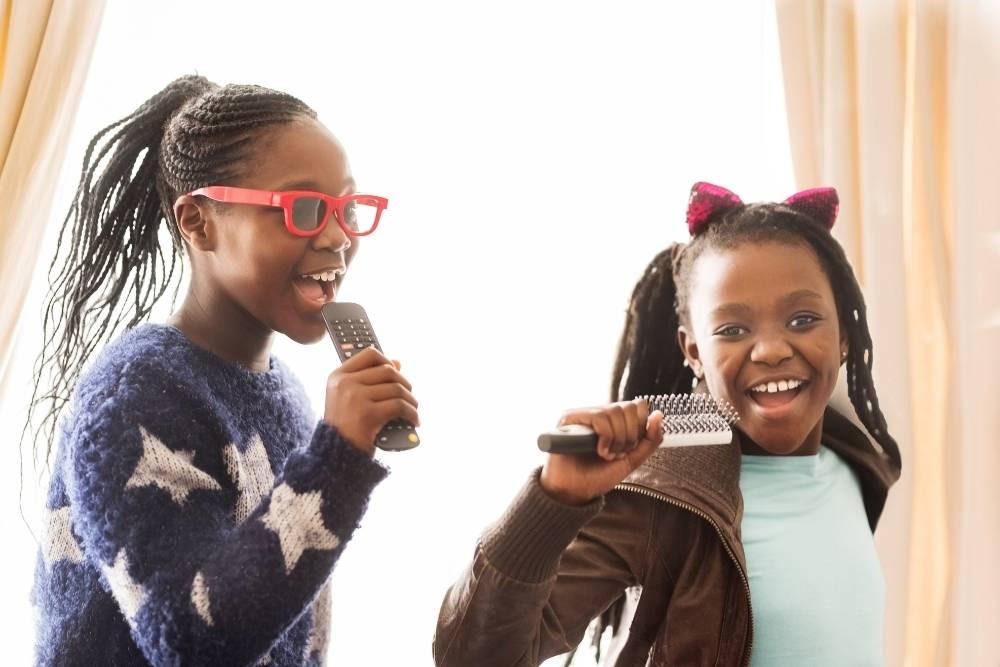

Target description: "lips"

left=743, top=379, right=809, bottom=419
left=292, top=275, right=335, bottom=306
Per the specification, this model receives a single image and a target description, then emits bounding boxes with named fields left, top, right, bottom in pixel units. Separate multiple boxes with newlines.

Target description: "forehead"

left=242, top=118, right=353, bottom=194
left=689, top=241, right=835, bottom=316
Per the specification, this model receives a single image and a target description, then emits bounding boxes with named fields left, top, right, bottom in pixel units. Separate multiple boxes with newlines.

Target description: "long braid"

left=610, top=244, right=694, bottom=401
left=25, top=75, right=316, bottom=463
left=580, top=200, right=901, bottom=663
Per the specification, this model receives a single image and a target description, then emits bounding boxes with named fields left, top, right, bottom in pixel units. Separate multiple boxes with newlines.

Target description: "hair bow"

left=685, top=181, right=839, bottom=235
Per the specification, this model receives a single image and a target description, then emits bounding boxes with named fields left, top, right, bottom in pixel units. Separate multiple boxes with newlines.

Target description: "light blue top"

left=740, top=446, right=885, bottom=666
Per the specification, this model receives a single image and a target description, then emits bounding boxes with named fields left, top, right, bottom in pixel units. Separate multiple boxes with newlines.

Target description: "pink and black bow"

left=685, top=181, right=840, bottom=235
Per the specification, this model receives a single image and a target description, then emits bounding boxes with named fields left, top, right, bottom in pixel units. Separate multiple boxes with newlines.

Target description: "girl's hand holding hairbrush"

left=323, top=348, right=419, bottom=456
left=540, top=399, right=663, bottom=506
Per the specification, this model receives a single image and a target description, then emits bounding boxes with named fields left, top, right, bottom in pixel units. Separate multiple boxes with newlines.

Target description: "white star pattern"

left=125, top=426, right=221, bottom=504
left=223, top=434, right=275, bottom=523
left=307, top=581, right=332, bottom=657
left=191, top=571, right=213, bottom=626
left=103, top=549, right=146, bottom=622
left=260, top=483, right=340, bottom=575
left=42, top=506, right=84, bottom=567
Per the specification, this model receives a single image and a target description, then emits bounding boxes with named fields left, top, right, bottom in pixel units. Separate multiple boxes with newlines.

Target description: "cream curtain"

left=776, top=1, right=1000, bottom=665
left=0, top=0, right=106, bottom=392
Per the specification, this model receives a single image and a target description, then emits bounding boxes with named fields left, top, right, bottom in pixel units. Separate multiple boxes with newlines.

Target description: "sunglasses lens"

left=291, top=197, right=328, bottom=232
left=338, top=198, right=380, bottom=235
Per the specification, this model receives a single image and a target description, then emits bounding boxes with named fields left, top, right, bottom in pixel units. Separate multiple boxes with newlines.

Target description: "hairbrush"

left=537, top=394, right=740, bottom=455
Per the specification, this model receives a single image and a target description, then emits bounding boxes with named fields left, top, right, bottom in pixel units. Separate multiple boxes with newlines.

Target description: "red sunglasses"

left=187, top=186, right=388, bottom=237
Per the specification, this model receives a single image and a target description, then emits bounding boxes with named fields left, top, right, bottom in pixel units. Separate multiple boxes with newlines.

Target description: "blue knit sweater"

left=32, top=324, right=388, bottom=666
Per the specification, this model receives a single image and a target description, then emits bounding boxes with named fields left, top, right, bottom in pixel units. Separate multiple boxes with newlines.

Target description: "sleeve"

left=64, top=365, right=388, bottom=667
left=433, top=469, right=651, bottom=667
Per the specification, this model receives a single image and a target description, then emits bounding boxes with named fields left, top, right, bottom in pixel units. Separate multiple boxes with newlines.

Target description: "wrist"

left=539, top=467, right=594, bottom=506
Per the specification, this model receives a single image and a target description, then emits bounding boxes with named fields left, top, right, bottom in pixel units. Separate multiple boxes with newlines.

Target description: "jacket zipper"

left=615, top=482, right=754, bottom=667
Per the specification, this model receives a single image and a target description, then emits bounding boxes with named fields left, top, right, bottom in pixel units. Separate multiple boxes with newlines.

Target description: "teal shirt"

left=739, top=446, right=885, bottom=666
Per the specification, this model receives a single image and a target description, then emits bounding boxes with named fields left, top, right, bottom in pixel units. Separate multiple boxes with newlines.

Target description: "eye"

left=789, top=313, right=821, bottom=328
left=714, top=325, right=748, bottom=337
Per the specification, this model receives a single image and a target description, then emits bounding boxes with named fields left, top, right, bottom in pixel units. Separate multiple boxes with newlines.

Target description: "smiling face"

left=193, top=117, right=359, bottom=345
left=677, top=241, right=847, bottom=455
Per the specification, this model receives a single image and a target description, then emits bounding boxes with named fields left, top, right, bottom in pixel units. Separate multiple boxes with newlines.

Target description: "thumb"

left=645, top=410, right=664, bottom=446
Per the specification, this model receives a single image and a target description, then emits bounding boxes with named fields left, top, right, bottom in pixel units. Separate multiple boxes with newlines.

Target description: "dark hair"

left=571, top=201, right=901, bottom=664
left=24, top=75, right=316, bottom=462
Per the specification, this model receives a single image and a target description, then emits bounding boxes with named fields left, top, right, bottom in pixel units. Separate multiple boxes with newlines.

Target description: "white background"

left=0, top=1, right=794, bottom=664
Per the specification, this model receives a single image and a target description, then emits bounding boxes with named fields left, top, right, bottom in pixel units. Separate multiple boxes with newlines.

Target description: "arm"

left=66, top=371, right=387, bottom=667
left=434, top=470, right=651, bottom=667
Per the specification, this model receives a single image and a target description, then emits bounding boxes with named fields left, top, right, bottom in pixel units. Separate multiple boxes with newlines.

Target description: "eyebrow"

left=274, top=177, right=357, bottom=193
left=709, top=289, right=826, bottom=319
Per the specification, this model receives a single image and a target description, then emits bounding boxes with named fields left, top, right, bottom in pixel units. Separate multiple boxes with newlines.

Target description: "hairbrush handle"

left=537, top=424, right=601, bottom=454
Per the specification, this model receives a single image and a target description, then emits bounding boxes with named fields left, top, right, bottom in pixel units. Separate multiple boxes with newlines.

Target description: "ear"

left=173, top=195, right=216, bottom=251
left=677, top=325, right=703, bottom=378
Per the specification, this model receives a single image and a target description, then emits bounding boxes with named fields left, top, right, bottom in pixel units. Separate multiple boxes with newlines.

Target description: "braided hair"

left=25, top=75, right=316, bottom=462
left=567, top=201, right=902, bottom=665
left=610, top=202, right=899, bottom=465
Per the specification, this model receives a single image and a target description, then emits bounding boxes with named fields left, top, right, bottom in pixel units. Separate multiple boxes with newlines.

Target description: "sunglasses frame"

left=187, top=186, right=388, bottom=237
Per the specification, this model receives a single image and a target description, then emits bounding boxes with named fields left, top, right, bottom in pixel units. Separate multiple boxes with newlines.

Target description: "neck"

left=167, top=283, right=273, bottom=372
left=738, top=417, right=824, bottom=456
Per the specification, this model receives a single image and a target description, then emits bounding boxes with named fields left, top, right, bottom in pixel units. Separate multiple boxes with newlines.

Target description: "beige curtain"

left=776, top=1, right=1000, bottom=665
left=0, top=0, right=106, bottom=392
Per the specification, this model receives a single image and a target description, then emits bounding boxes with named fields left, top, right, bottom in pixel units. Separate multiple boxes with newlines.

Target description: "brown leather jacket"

left=433, top=408, right=900, bottom=666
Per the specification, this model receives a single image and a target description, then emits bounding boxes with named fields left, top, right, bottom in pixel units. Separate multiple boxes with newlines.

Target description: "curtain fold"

left=0, top=0, right=106, bottom=392
left=776, top=1, right=1000, bottom=664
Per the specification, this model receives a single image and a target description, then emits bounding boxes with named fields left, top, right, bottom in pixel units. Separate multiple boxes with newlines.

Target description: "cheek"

left=700, top=340, right=747, bottom=395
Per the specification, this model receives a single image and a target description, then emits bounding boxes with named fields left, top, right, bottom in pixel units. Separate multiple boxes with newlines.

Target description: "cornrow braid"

left=25, top=75, right=317, bottom=462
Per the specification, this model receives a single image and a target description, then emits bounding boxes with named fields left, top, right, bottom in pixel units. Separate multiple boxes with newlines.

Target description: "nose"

left=749, top=331, right=794, bottom=366
left=312, top=213, right=352, bottom=254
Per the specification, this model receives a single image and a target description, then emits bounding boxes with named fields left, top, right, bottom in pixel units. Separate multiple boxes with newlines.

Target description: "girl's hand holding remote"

left=324, top=347, right=420, bottom=456
left=540, top=399, right=664, bottom=506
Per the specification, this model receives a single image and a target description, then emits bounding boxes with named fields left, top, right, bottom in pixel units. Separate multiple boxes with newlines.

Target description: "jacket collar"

left=620, top=405, right=901, bottom=537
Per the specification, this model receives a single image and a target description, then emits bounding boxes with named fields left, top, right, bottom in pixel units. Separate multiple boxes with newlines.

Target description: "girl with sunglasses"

left=434, top=184, right=901, bottom=666
left=30, top=75, right=418, bottom=666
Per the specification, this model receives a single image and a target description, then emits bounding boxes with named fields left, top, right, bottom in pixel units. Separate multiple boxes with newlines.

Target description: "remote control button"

left=407, top=433, right=419, bottom=444
left=345, top=352, right=353, bottom=358
left=340, top=343, right=354, bottom=350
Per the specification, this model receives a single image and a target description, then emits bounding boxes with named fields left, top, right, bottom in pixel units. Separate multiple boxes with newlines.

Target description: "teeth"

left=750, top=379, right=804, bottom=393
left=302, top=271, right=339, bottom=282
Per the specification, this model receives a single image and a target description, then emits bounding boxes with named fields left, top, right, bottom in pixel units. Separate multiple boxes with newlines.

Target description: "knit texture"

left=32, top=324, right=388, bottom=666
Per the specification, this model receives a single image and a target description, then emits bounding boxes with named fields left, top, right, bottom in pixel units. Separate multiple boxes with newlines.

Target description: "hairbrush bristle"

left=638, top=393, right=739, bottom=447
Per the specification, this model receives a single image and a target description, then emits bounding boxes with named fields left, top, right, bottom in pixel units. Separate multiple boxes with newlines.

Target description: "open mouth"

left=746, top=378, right=809, bottom=409
left=292, top=270, right=339, bottom=305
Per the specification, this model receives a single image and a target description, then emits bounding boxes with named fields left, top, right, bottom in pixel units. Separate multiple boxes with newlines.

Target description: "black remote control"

left=320, top=302, right=420, bottom=452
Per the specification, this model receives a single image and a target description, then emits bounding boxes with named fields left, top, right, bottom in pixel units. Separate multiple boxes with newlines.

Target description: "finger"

left=587, top=412, right=616, bottom=461
left=339, top=346, right=390, bottom=371
left=605, top=404, right=629, bottom=456
left=373, top=398, right=421, bottom=428
left=352, top=364, right=413, bottom=392
left=645, top=410, right=664, bottom=446
left=364, top=383, right=419, bottom=409
left=632, top=398, right=650, bottom=439
left=391, top=360, right=402, bottom=371
left=621, top=402, right=642, bottom=450
left=626, top=412, right=664, bottom=468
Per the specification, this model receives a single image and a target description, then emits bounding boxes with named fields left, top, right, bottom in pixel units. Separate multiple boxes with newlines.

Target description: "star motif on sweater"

left=126, top=426, right=221, bottom=504
left=42, top=506, right=84, bottom=567
left=191, top=571, right=213, bottom=626
left=223, top=434, right=275, bottom=523
left=102, top=549, right=146, bottom=622
left=261, top=483, right=340, bottom=575
left=307, top=581, right=332, bottom=657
